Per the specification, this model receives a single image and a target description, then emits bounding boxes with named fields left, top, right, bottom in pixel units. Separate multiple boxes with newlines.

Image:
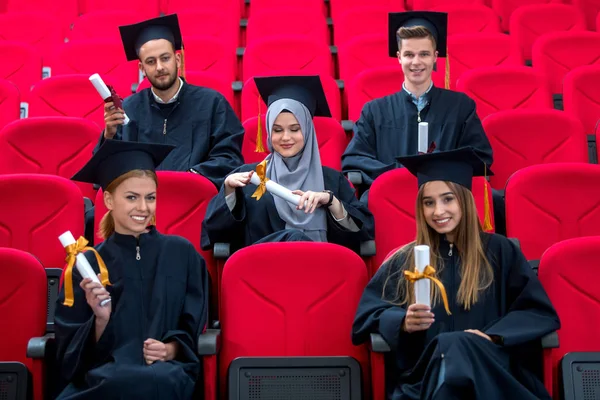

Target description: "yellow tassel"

left=483, top=166, right=493, bottom=232
left=255, top=95, right=265, bottom=153
left=179, top=44, right=186, bottom=80
left=445, top=45, right=450, bottom=90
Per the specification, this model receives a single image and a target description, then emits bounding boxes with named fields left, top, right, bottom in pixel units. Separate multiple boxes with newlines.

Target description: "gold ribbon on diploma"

left=251, top=159, right=269, bottom=201
left=404, top=265, right=452, bottom=315
left=63, top=237, right=111, bottom=307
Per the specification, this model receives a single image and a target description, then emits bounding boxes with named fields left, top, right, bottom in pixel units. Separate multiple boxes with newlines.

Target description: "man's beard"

left=148, top=70, right=178, bottom=91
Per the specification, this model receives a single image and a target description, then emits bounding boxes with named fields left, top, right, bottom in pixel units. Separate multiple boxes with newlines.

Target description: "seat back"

left=0, top=174, right=84, bottom=269
left=329, top=0, right=399, bottom=20
left=0, top=117, right=99, bottom=200
left=456, top=66, right=553, bottom=121
left=572, top=0, right=600, bottom=30
left=482, top=109, right=589, bottom=189
left=346, top=66, right=404, bottom=122
left=505, top=163, right=600, bottom=260
left=0, top=12, right=63, bottom=64
left=177, top=9, right=240, bottom=47
left=413, top=0, right=484, bottom=10
left=28, top=74, right=107, bottom=128
left=537, top=237, right=600, bottom=397
left=0, top=79, right=20, bottom=130
left=563, top=65, right=600, bottom=135
left=241, top=116, right=347, bottom=170
left=219, top=242, right=370, bottom=396
left=80, top=0, right=160, bottom=19
left=433, top=4, right=501, bottom=35
left=338, top=34, right=397, bottom=84
left=248, top=0, right=325, bottom=17
left=240, top=74, right=341, bottom=122
left=164, top=0, right=241, bottom=21
left=243, top=35, right=333, bottom=81
left=182, top=36, right=237, bottom=81
left=246, top=8, right=329, bottom=46
left=333, top=7, right=399, bottom=47
left=0, top=41, right=41, bottom=103
left=69, top=11, right=144, bottom=42
left=0, top=248, right=47, bottom=400
left=491, top=0, right=559, bottom=31
left=369, top=168, right=494, bottom=270
left=3, top=0, right=78, bottom=35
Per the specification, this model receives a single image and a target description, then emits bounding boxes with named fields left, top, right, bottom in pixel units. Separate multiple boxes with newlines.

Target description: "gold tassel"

left=445, top=45, right=450, bottom=90
left=483, top=165, right=493, bottom=232
left=179, top=44, right=186, bottom=80
left=255, top=96, right=265, bottom=152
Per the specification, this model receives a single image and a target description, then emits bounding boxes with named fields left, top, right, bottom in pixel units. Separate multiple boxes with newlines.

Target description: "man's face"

left=138, top=39, right=180, bottom=91
left=397, top=37, right=438, bottom=87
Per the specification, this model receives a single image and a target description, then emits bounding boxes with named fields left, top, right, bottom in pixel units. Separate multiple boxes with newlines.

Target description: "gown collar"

left=108, top=225, right=158, bottom=246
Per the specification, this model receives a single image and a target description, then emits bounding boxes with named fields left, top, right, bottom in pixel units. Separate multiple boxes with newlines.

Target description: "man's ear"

left=138, top=62, right=146, bottom=77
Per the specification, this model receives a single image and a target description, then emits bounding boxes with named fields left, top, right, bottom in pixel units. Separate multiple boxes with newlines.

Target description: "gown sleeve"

left=458, top=97, right=494, bottom=168
left=483, top=238, right=560, bottom=347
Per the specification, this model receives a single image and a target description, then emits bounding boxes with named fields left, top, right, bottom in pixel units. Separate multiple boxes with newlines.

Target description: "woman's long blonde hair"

left=98, top=170, right=158, bottom=240
left=382, top=181, right=493, bottom=310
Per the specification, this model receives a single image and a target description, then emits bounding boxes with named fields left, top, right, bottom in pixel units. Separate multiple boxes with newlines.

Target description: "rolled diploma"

left=249, top=173, right=303, bottom=206
left=418, top=122, right=428, bottom=153
left=89, top=73, right=130, bottom=125
left=413, top=245, right=431, bottom=307
left=58, top=231, right=111, bottom=306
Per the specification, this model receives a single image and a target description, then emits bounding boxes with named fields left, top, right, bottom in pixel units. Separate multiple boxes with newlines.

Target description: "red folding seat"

left=0, top=174, right=84, bottom=269
left=456, top=66, right=553, bottom=121
left=482, top=109, right=589, bottom=190
left=330, top=0, right=400, bottom=20
left=0, top=41, right=41, bottom=103
left=572, top=0, right=600, bottom=30
left=177, top=9, right=240, bottom=47
left=538, top=237, right=600, bottom=398
left=563, top=65, right=600, bottom=135
left=68, top=11, right=144, bottom=42
left=533, top=31, right=600, bottom=95
left=49, top=40, right=138, bottom=98
left=433, top=4, right=501, bottom=35
left=0, top=248, right=48, bottom=400
left=447, top=33, right=518, bottom=90
left=597, top=11, right=600, bottom=31
left=0, top=117, right=99, bottom=200
left=491, top=0, right=561, bottom=32
left=0, top=12, right=63, bottom=66
left=240, top=74, right=341, bottom=122
left=241, top=116, right=347, bottom=170
left=346, top=66, right=404, bottom=123
left=246, top=8, right=329, bottom=46
left=510, top=4, right=586, bottom=64
left=333, top=6, right=395, bottom=47
left=0, top=79, right=20, bottom=130
left=412, top=0, right=484, bottom=10
left=183, top=36, right=238, bottom=82
left=217, top=242, right=370, bottom=397
left=163, top=0, right=241, bottom=21
left=248, top=0, right=325, bottom=18
left=80, top=0, right=160, bottom=19
left=3, top=0, right=79, bottom=35
left=505, top=163, right=600, bottom=261
left=28, top=75, right=107, bottom=129
left=369, top=168, right=494, bottom=271
left=338, top=34, right=398, bottom=84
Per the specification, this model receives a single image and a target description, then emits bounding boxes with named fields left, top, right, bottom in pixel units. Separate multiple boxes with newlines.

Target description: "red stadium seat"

left=28, top=75, right=107, bottom=129
left=248, top=0, right=325, bottom=17
left=597, top=11, right=600, bottom=32
left=240, top=74, right=341, bottom=122
left=49, top=40, right=138, bottom=98
left=0, top=174, right=84, bottom=269
left=433, top=5, right=501, bottom=35
left=246, top=8, right=329, bottom=46
left=218, top=242, right=370, bottom=397
left=505, top=163, right=600, bottom=261
left=491, top=0, right=561, bottom=32
left=338, top=34, right=398, bottom=84
left=447, top=33, right=518, bottom=90
left=80, top=0, right=160, bottom=19
left=510, top=4, right=586, bottom=64
left=163, top=0, right=241, bottom=21
left=532, top=31, right=600, bottom=95
left=177, top=9, right=240, bottom=47
left=329, top=0, right=400, bottom=20
left=0, top=248, right=47, bottom=400
left=183, top=36, right=237, bottom=81
left=333, top=6, right=398, bottom=47
left=3, top=0, right=78, bottom=35
left=564, top=65, right=600, bottom=135
left=0, top=12, right=63, bottom=66
left=572, top=0, right=600, bottom=30
left=369, top=168, right=494, bottom=271
left=241, top=116, right=348, bottom=171
left=346, top=66, right=404, bottom=123
left=537, top=237, right=600, bottom=397
left=0, top=117, right=99, bottom=200
left=482, top=109, right=589, bottom=190
left=0, top=41, right=41, bottom=103
left=242, top=35, right=333, bottom=81
left=412, top=0, right=484, bottom=10
left=68, top=11, right=144, bottom=42
left=456, top=66, right=553, bottom=121
left=0, top=79, right=20, bottom=130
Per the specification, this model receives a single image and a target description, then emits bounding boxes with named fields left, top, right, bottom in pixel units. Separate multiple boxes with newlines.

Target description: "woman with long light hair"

left=352, top=147, right=559, bottom=400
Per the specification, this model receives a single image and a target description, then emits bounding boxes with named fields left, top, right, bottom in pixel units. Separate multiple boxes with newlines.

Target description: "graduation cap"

left=253, top=75, right=331, bottom=152
left=397, top=147, right=494, bottom=230
left=71, top=140, right=175, bottom=190
left=388, top=11, right=450, bottom=89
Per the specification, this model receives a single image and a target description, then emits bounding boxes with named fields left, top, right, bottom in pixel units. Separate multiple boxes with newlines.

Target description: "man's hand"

left=104, top=101, right=125, bottom=139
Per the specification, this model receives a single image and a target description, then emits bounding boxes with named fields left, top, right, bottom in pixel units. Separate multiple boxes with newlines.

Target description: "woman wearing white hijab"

left=201, top=76, right=374, bottom=254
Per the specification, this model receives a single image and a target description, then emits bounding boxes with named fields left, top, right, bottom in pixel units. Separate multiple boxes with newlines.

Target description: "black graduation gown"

left=341, top=86, right=493, bottom=186
left=200, top=162, right=375, bottom=255
left=54, top=227, right=209, bottom=400
left=352, top=233, right=560, bottom=400
left=95, top=82, right=244, bottom=189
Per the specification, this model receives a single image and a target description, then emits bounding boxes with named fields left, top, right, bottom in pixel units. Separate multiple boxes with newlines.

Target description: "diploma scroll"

left=89, top=73, right=130, bottom=125
left=250, top=173, right=303, bottom=206
left=59, top=231, right=111, bottom=307
left=413, top=245, right=431, bottom=307
left=418, top=122, right=428, bottom=154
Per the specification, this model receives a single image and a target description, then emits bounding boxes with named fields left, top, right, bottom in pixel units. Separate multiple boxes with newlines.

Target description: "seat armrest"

left=213, top=243, right=231, bottom=259
left=541, top=331, right=559, bottom=349
left=370, top=333, right=391, bottom=353
left=27, top=334, right=55, bottom=359
left=341, top=120, right=354, bottom=132
left=198, top=329, right=221, bottom=356
left=347, top=172, right=363, bottom=186
left=360, top=240, right=376, bottom=257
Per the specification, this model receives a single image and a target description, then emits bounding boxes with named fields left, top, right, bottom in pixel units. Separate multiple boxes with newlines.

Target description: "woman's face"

left=104, top=175, right=157, bottom=237
left=270, top=112, right=305, bottom=158
left=421, top=181, right=462, bottom=241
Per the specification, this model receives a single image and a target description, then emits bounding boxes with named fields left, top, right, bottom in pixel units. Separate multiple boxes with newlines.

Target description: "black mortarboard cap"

left=119, top=14, right=183, bottom=61
left=396, top=147, right=493, bottom=191
left=254, top=75, right=332, bottom=118
left=388, top=11, right=448, bottom=57
left=71, top=140, right=175, bottom=190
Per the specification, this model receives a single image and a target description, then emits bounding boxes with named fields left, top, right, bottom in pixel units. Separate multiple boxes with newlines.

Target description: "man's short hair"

left=396, top=26, right=437, bottom=52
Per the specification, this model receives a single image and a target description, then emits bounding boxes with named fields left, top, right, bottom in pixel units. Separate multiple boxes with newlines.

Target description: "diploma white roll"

left=89, top=73, right=130, bottom=125
left=58, top=231, right=111, bottom=307
left=418, top=122, right=428, bottom=153
left=250, top=173, right=304, bottom=206
left=413, top=245, right=431, bottom=308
